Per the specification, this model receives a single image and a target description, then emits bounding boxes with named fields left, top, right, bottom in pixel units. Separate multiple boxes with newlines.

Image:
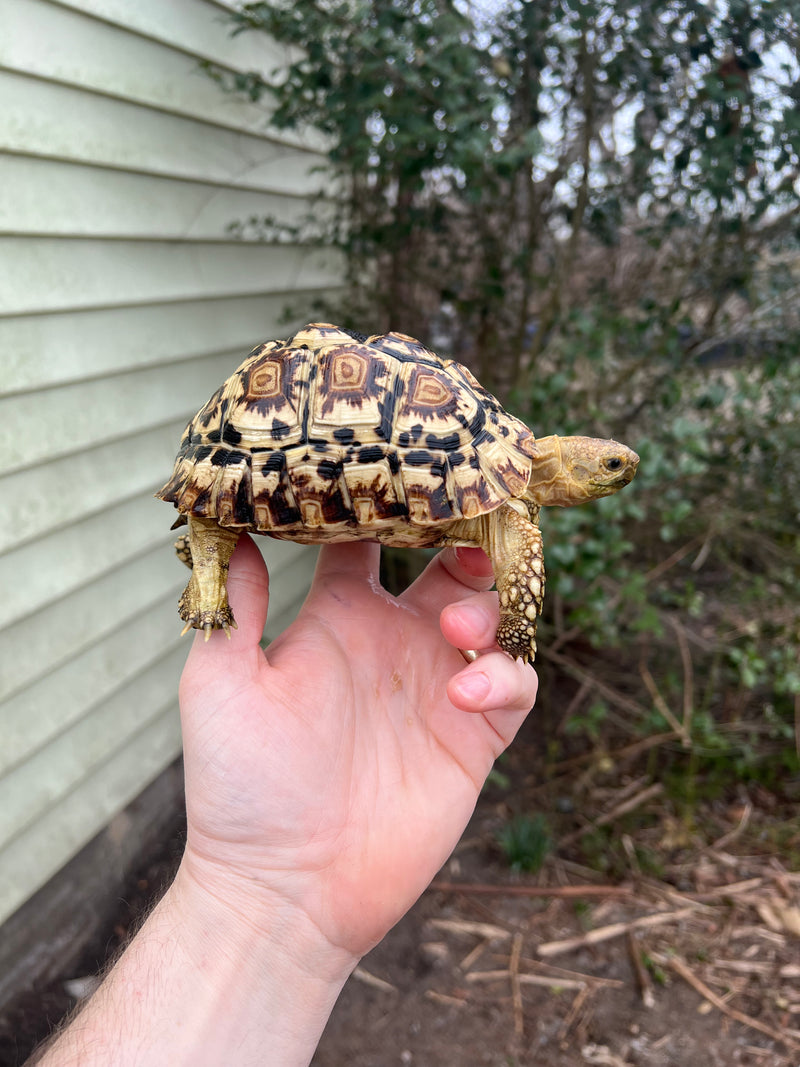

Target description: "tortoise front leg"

left=489, top=503, right=545, bottom=663
left=176, top=515, right=240, bottom=639
left=447, top=502, right=545, bottom=663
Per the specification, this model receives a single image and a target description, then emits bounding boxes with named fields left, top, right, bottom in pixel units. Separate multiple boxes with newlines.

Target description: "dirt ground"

left=2, top=707, right=799, bottom=1067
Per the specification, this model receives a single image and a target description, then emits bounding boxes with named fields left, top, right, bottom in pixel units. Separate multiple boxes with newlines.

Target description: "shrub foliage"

left=212, top=0, right=800, bottom=790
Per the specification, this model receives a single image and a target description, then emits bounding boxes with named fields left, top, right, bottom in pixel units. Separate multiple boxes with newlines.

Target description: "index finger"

left=401, top=546, right=495, bottom=617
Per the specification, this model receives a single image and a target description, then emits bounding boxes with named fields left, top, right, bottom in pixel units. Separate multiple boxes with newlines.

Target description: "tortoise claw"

left=178, top=590, right=237, bottom=639
left=180, top=617, right=236, bottom=641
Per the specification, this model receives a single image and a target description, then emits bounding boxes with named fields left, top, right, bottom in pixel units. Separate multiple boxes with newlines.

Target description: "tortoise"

left=157, top=323, right=639, bottom=663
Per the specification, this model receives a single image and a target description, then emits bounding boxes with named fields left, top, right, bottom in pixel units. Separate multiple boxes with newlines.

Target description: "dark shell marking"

left=157, top=324, right=535, bottom=546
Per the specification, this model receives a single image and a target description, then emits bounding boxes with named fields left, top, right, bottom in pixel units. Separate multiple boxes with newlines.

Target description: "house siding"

left=0, top=0, right=340, bottom=925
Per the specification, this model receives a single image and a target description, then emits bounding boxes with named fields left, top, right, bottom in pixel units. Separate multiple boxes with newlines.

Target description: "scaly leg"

left=176, top=515, right=240, bottom=639
left=490, top=504, right=545, bottom=663
left=448, top=502, right=545, bottom=664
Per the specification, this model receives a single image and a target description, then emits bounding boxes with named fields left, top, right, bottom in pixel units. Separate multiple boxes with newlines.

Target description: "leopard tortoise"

left=157, top=323, right=639, bottom=663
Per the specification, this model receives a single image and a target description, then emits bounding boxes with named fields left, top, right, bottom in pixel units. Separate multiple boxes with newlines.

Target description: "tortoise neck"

left=525, top=435, right=569, bottom=506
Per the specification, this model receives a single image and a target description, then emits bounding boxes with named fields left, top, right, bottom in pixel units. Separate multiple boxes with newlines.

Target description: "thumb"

left=224, top=533, right=270, bottom=646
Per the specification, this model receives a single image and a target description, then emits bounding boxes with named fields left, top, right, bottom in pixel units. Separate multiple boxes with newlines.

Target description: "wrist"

left=38, top=852, right=356, bottom=1067
left=172, top=848, right=358, bottom=990
left=153, top=855, right=357, bottom=1063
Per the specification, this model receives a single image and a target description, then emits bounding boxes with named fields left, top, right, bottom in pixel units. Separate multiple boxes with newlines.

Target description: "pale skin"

left=32, top=538, right=538, bottom=1067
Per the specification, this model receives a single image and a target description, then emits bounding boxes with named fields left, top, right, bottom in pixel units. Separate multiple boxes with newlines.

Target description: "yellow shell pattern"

left=157, top=324, right=536, bottom=547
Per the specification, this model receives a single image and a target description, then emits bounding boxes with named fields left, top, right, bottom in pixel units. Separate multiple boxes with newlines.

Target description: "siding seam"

left=0, top=689, right=182, bottom=849
left=0, top=149, right=335, bottom=201
left=44, top=0, right=283, bottom=79
left=0, top=65, right=319, bottom=153
left=0, top=583, right=186, bottom=708
left=0, top=283, right=347, bottom=322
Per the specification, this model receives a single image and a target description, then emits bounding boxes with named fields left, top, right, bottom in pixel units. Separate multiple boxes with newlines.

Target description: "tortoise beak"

left=617, top=449, right=640, bottom=487
left=619, top=451, right=639, bottom=485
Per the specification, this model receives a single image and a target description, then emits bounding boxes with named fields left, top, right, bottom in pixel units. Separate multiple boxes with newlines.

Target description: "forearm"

left=33, top=862, right=355, bottom=1067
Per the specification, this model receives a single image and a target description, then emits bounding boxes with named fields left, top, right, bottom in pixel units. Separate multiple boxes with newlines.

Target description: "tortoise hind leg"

left=176, top=515, right=240, bottom=640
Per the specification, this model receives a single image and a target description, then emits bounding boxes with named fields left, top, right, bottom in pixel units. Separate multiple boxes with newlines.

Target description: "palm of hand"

left=178, top=537, right=536, bottom=956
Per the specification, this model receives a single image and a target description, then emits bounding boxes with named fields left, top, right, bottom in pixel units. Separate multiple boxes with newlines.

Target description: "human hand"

left=176, top=536, right=538, bottom=962
left=33, top=538, right=537, bottom=1066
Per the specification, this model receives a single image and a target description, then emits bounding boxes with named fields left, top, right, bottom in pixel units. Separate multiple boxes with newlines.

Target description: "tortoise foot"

left=496, top=614, right=537, bottom=665
left=178, top=582, right=237, bottom=640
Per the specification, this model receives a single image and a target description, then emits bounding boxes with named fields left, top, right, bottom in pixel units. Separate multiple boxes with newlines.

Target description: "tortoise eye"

left=606, top=457, right=623, bottom=471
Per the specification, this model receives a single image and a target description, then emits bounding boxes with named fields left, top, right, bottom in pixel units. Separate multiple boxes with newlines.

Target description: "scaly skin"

left=177, top=516, right=241, bottom=640
left=492, top=507, right=545, bottom=662
left=446, top=502, right=544, bottom=663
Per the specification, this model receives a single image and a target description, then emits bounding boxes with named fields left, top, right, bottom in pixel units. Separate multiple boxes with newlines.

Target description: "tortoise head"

left=524, top=435, right=639, bottom=507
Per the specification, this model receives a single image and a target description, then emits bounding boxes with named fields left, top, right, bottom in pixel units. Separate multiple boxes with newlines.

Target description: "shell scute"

left=307, top=342, right=393, bottom=439
left=234, top=344, right=310, bottom=446
left=157, top=323, right=536, bottom=538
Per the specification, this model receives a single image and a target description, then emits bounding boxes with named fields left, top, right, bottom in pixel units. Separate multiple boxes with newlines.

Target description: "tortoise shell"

left=157, top=324, right=536, bottom=546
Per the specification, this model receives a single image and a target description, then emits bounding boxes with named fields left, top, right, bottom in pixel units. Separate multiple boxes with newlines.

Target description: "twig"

left=642, top=535, right=707, bottom=585
left=549, top=621, right=585, bottom=656
left=510, top=931, right=524, bottom=1036
left=691, top=529, right=714, bottom=571
left=709, top=801, right=752, bottom=852
left=459, top=940, right=489, bottom=972
left=429, top=881, right=631, bottom=899
left=424, top=989, right=467, bottom=1007
left=730, top=925, right=786, bottom=946
left=641, top=879, right=717, bottom=912
left=594, top=783, right=664, bottom=827
left=688, top=876, right=765, bottom=902
left=621, top=834, right=641, bottom=880
left=464, top=968, right=515, bottom=983
left=639, top=662, right=690, bottom=746
left=667, top=616, right=695, bottom=739
left=467, top=969, right=590, bottom=991
left=506, top=957, right=625, bottom=989
left=605, top=773, right=651, bottom=803
left=521, top=973, right=589, bottom=991
left=550, top=730, right=682, bottom=774
left=556, top=677, right=594, bottom=733
left=558, top=783, right=664, bottom=848
left=537, top=906, right=699, bottom=958
left=540, top=646, right=651, bottom=722
left=626, top=931, right=655, bottom=1008
left=755, top=900, right=800, bottom=937
left=668, top=955, right=800, bottom=1052
left=558, top=984, right=593, bottom=1042
left=712, top=958, right=773, bottom=976
left=428, top=918, right=510, bottom=940
left=353, top=966, right=397, bottom=993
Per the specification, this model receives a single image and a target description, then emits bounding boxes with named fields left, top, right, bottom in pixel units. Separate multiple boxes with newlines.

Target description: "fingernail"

left=453, top=670, right=491, bottom=704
